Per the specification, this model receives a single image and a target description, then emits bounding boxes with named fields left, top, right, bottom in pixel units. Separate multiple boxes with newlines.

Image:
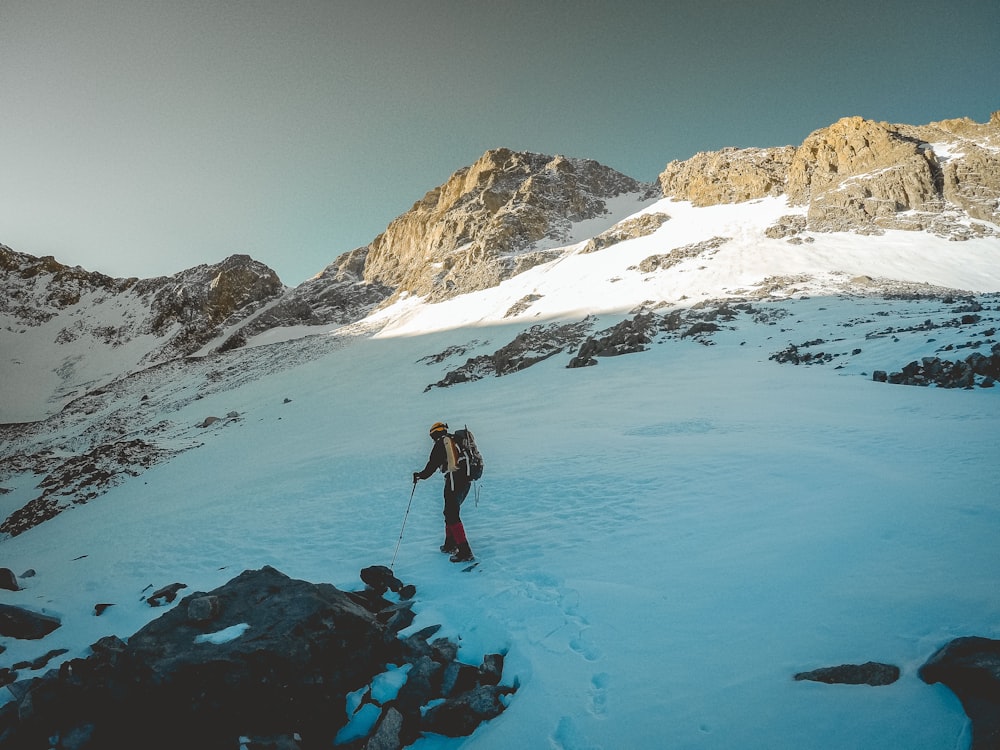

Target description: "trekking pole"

left=390, top=480, right=417, bottom=571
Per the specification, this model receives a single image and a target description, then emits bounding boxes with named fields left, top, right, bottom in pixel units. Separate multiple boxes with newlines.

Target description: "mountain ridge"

left=2, top=112, right=1000, bottom=750
left=2, top=110, right=998, bottom=424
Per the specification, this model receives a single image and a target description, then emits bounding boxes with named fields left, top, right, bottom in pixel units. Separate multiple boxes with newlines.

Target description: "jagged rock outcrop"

left=659, top=146, right=795, bottom=206
left=787, top=116, right=945, bottom=232
left=362, top=148, right=657, bottom=301
left=215, top=248, right=393, bottom=352
left=873, top=343, right=1000, bottom=389
left=0, top=245, right=136, bottom=326
left=580, top=212, right=672, bottom=253
left=634, top=236, right=730, bottom=274
left=785, top=114, right=1000, bottom=236
left=424, top=319, right=595, bottom=390
left=0, top=247, right=285, bottom=374
left=903, top=113, right=1000, bottom=227
left=0, top=566, right=516, bottom=749
left=135, top=254, right=285, bottom=362
left=0, top=439, right=186, bottom=537
left=657, top=112, right=1000, bottom=240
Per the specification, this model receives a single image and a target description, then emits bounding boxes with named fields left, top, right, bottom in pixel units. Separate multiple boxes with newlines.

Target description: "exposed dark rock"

left=0, top=439, right=185, bottom=538
left=0, top=603, right=61, bottom=640
left=145, top=582, right=187, bottom=606
left=12, top=648, right=69, bottom=671
left=187, top=595, right=221, bottom=623
left=919, top=636, right=1000, bottom=750
left=880, top=344, right=1000, bottom=388
left=360, top=565, right=405, bottom=595
left=794, top=661, right=900, bottom=686
left=422, top=684, right=515, bottom=737
left=0, top=566, right=516, bottom=749
left=0, top=568, right=18, bottom=591
left=568, top=314, right=657, bottom=367
left=425, top=319, right=593, bottom=390
left=217, top=249, right=394, bottom=351
left=635, top=236, right=730, bottom=273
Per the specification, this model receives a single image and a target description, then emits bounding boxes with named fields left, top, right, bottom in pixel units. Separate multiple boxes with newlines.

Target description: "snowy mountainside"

left=3, top=191, right=1000, bottom=537
left=0, top=250, right=284, bottom=422
left=1, top=276, right=999, bottom=748
left=2, top=110, right=1000, bottom=748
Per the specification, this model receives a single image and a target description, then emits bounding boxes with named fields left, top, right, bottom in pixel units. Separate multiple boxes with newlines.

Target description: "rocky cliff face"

left=0, top=247, right=284, bottom=366
left=659, top=112, right=1000, bottom=240
left=135, top=254, right=285, bottom=362
left=0, top=249, right=286, bottom=419
left=659, top=146, right=796, bottom=206
left=361, top=148, right=657, bottom=301
left=0, top=247, right=137, bottom=327
left=214, top=248, right=393, bottom=352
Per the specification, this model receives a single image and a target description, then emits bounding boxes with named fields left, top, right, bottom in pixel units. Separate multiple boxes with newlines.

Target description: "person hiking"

left=413, top=421, right=475, bottom=563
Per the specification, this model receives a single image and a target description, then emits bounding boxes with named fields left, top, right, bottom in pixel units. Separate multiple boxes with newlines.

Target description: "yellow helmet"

left=429, top=421, right=448, bottom=438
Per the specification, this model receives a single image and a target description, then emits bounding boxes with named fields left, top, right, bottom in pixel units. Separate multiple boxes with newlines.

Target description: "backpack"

left=452, top=425, right=484, bottom=481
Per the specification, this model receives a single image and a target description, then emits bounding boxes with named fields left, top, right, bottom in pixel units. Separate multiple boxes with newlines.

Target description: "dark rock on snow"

left=794, top=661, right=900, bottom=686
left=0, top=603, right=61, bottom=640
left=0, top=565, right=515, bottom=749
left=920, top=637, right=1000, bottom=750
left=0, top=568, right=19, bottom=591
left=877, top=344, right=1000, bottom=389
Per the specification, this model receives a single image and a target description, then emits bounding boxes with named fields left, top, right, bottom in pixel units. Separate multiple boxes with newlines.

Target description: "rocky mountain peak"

left=0, top=245, right=136, bottom=325
left=361, top=148, right=657, bottom=301
left=127, top=254, right=285, bottom=363
left=657, top=112, right=1000, bottom=240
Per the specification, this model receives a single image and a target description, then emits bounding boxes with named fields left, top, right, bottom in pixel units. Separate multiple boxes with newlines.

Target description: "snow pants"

left=443, top=470, right=471, bottom=545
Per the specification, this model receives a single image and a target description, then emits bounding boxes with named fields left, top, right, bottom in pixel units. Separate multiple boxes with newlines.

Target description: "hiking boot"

left=449, top=543, right=474, bottom=563
left=440, top=532, right=457, bottom=554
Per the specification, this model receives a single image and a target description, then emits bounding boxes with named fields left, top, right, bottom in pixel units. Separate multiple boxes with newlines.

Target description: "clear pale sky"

left=1, top=1, right=997, bottom=285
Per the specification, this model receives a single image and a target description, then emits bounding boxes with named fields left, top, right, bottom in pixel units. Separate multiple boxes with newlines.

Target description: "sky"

left=1, top=0, right=998, bottom=286
left=3, top=192, right=1000, bottom=747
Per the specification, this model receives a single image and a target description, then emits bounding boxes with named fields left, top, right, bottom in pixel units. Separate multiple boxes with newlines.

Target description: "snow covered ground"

left=2, top=196, right=1000, bottom=748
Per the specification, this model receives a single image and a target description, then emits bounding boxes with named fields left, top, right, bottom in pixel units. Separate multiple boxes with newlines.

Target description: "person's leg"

left=447, top=476, right=474, bottom=562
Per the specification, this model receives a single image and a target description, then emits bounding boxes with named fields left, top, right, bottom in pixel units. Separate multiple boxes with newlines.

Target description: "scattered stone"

left=879, top=344, right=1000, bottom=388
left=93, top=603, right=115, bottom=616
left=794, top=661, right=900, bottom=686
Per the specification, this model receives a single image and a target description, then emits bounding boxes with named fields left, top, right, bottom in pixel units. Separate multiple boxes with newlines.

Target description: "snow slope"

left=2, top=195, right=1000, bottom=749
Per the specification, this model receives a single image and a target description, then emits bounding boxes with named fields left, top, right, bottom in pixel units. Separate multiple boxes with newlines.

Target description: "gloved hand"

left=412, top=472, right=420, bottom=484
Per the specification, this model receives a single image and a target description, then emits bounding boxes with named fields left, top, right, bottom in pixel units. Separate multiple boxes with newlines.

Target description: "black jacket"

left=416, top=435, right=468, bottom=483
